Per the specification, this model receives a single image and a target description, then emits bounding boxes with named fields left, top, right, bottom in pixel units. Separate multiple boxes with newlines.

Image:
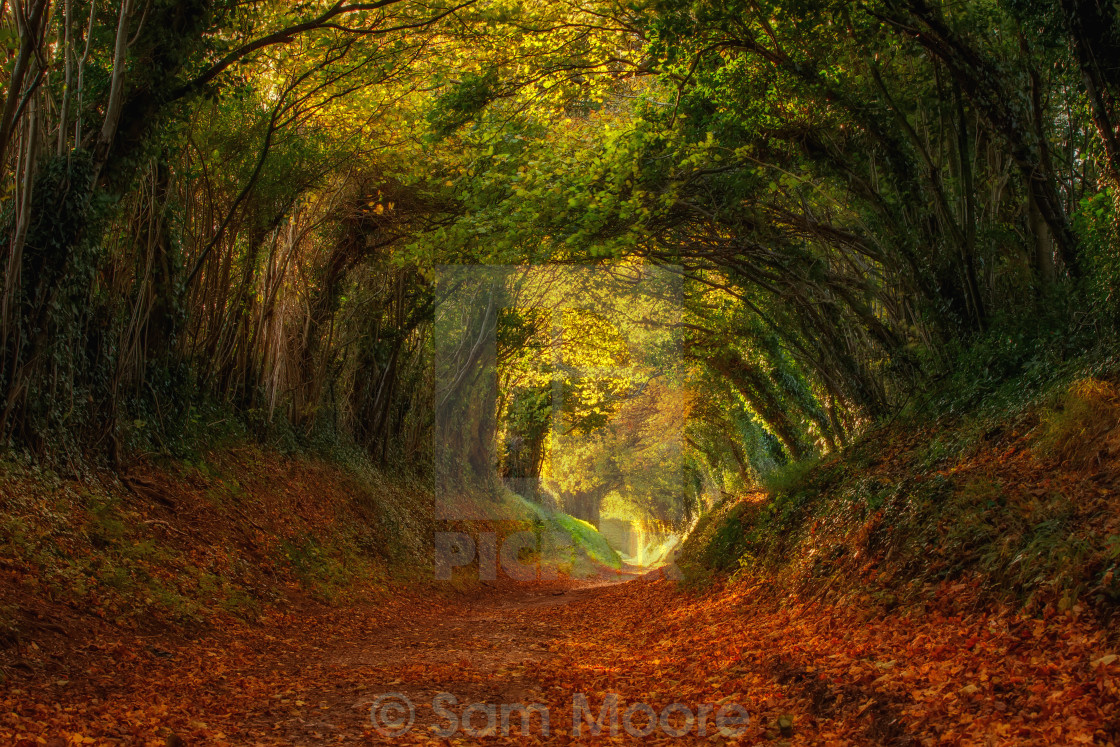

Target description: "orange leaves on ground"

left=531, top=577, right=1119, bottom=745
left=4, top=573, right=1119, bottom=745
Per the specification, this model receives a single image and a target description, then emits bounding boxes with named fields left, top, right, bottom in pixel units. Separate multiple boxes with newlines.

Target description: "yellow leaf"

left=1092, top=654, right=1118, bottom=668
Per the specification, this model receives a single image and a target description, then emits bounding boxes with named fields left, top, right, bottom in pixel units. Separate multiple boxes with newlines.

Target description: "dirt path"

left=257, top=579, right=621, bottom=743
left=4, top=570, right=1118, bottom=745
left=2, top=573, right=646, bottom=746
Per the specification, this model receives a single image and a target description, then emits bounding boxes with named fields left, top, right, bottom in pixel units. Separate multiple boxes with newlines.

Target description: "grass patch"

left=504, top=490, right=622, bottom=574
left=1033, top=378, right=1120, bottom=471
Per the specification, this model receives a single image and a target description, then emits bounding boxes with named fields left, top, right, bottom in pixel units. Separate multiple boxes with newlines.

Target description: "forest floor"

left=5, top=378, right=1120, bottom=745
left=3, top=566, right=1119, bottom=746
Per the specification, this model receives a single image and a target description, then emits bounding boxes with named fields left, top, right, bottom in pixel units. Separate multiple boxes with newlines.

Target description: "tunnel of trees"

left=1, top=0, right=1118, bottom=529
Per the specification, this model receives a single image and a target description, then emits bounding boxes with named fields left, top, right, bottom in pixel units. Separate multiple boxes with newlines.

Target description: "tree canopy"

left=2, top=0, right=1119, bottom=526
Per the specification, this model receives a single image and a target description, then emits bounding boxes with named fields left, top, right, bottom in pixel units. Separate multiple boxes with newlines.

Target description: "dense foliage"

left=1, top=0, right=1118, bottom=525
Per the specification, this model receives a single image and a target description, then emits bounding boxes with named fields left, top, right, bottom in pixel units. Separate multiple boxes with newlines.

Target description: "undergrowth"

left=680, top=370, right=1120, bottom=619
left=0, top=445, right=433, bottom=639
